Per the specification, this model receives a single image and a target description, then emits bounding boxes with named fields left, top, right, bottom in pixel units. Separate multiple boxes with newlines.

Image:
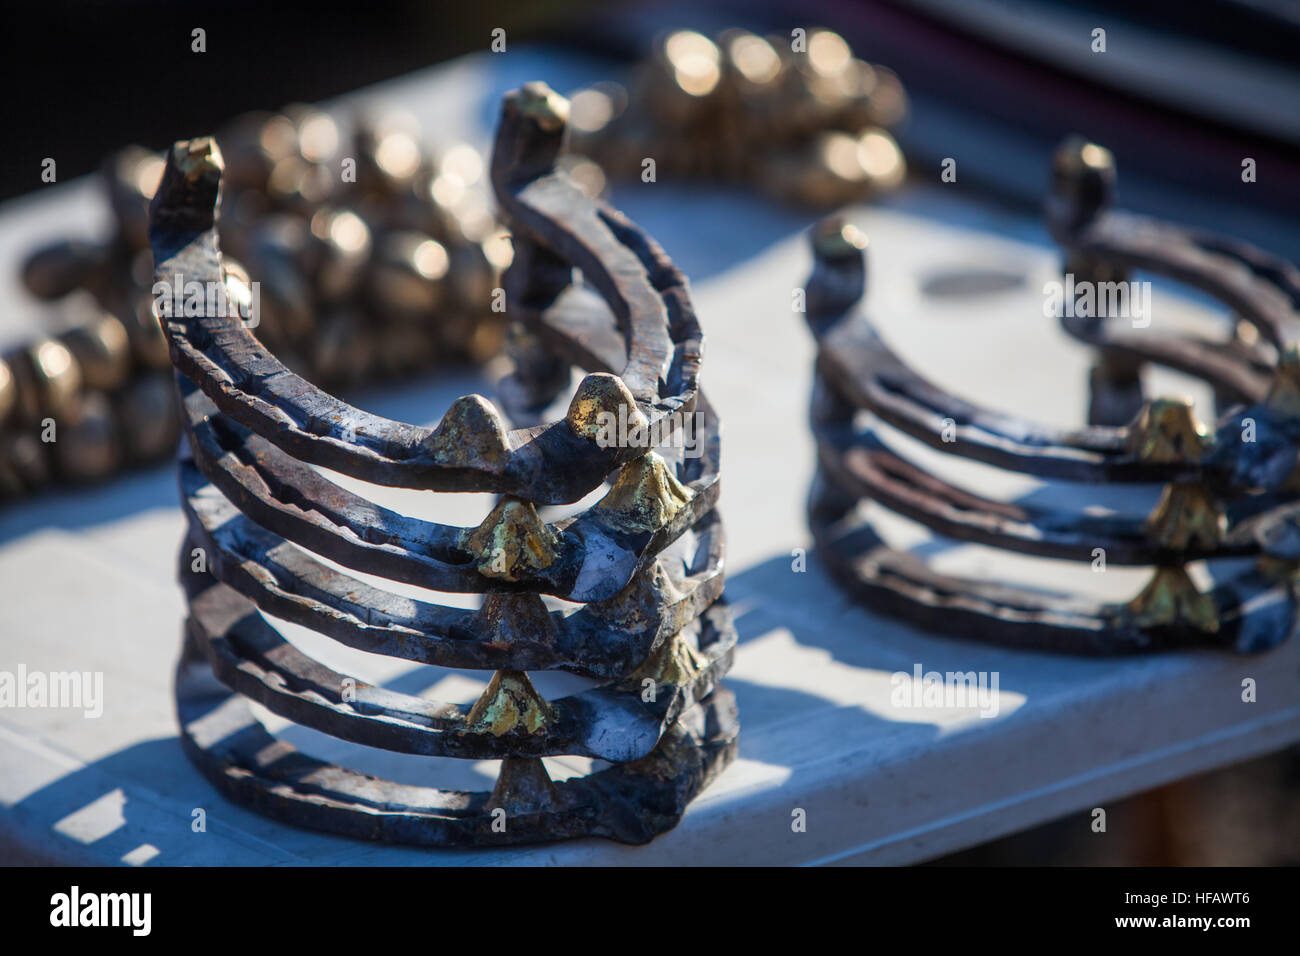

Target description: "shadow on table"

left=3, top=736, right=294, bottom=866
left=723, top=550, right=1041, bottom=744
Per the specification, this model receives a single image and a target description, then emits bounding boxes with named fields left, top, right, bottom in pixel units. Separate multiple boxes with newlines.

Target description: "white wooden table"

left=2, top=48, right=1297, bottom=866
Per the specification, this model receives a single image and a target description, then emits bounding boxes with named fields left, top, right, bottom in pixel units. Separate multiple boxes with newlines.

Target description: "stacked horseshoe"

left=152, top=83, right=736, bottom=846
left=801, top=141, right=1300, bottom=655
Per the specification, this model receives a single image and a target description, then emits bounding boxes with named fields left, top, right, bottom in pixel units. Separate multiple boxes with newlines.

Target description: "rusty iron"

left=151, top=82, right=735, bottom=847
left=801, top=145, right=1300, bottom=653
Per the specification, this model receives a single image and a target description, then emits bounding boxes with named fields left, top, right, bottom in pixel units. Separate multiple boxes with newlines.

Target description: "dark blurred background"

left=4, top=1, right=1299, bottom=202
left=2, top=0, right=1297, bottom=865
left=0, top=0, right=592, bottom=202
left=5, top=0, right=1299, bottom=258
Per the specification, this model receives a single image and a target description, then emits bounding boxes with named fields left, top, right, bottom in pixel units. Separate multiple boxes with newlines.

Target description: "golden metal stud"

left=465, top=670, right=556, bottom=736
left=1125, top=397, right=1212, bottom=463
left=466, top=497, right=560, bottom=581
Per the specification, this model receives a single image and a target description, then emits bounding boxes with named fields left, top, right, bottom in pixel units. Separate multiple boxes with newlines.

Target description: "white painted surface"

left=1, top=49, right=1296, bottom=866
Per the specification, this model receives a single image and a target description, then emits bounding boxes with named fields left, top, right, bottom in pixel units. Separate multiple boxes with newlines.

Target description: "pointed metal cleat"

left=466, top=496, right=560, bottom=581
left=1144, top=480, right=1225, bottom=551
left=630, top=631, right=706, bottom=690
left=472, top=591, right=559, bottom=650
left=488, top=757, right=559, bottom=813
left=465, top=669, right=556, bottom=736
left=423, top=393, right=511, bottom=467
left=595, top=450, right=693, bottom=532
left=565, top=371, right=647, bottom=443
left=1123, top=565, right=1219, bottom=634
left=1125, top=397, right=1212, bottom=464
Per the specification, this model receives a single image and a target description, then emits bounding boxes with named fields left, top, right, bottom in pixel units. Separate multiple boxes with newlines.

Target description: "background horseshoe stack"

left=150, top=83, right=736, bottom=847
left=801, top=140, right=1300, bottom=655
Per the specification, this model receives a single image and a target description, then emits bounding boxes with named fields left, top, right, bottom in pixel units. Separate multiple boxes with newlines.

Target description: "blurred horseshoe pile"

left=566, top=27, right=907, bottom=206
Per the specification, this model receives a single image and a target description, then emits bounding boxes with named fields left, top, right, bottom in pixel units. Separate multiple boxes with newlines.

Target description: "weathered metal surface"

left=180, top=558, right=733, bottom=763
left=175, top=628, right=739, bottom=847
left=813, top=421, right=1279, bottom=565
left=176, top=376, right=719, bottom=602
left=800, top=144, right=1300, bottom=653
left=151, top=83, right=735, bottom=846
left=181, top=470, right=725, bottom=678
left=807, top=477, right=1296, bottom=654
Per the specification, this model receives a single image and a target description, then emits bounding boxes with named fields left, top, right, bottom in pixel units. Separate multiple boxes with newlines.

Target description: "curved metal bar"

left=808, top=477, right=1296, bottom=655
left=814, top=420, right=1276, bottom=565
left=175, top=637, right=739, bottom=846
left=182, top=469, right=726, bottom=678
left=181, top=558, right=735, bottom=763
left=1182, top=228, right=1300, bottom=310
left=810, top=214, right=1300, bottom=492
left=178, top=376, right=721, bottom=602
left=1068, top=211, right=1300, bottom=348
left=1047, top=138, right=1300, bottom=492
left=816, top=312, right=1151, bottom=482
left=1059, top=313, right=1270, bottom=407
left=818, top=308, right=1297, bottom=490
